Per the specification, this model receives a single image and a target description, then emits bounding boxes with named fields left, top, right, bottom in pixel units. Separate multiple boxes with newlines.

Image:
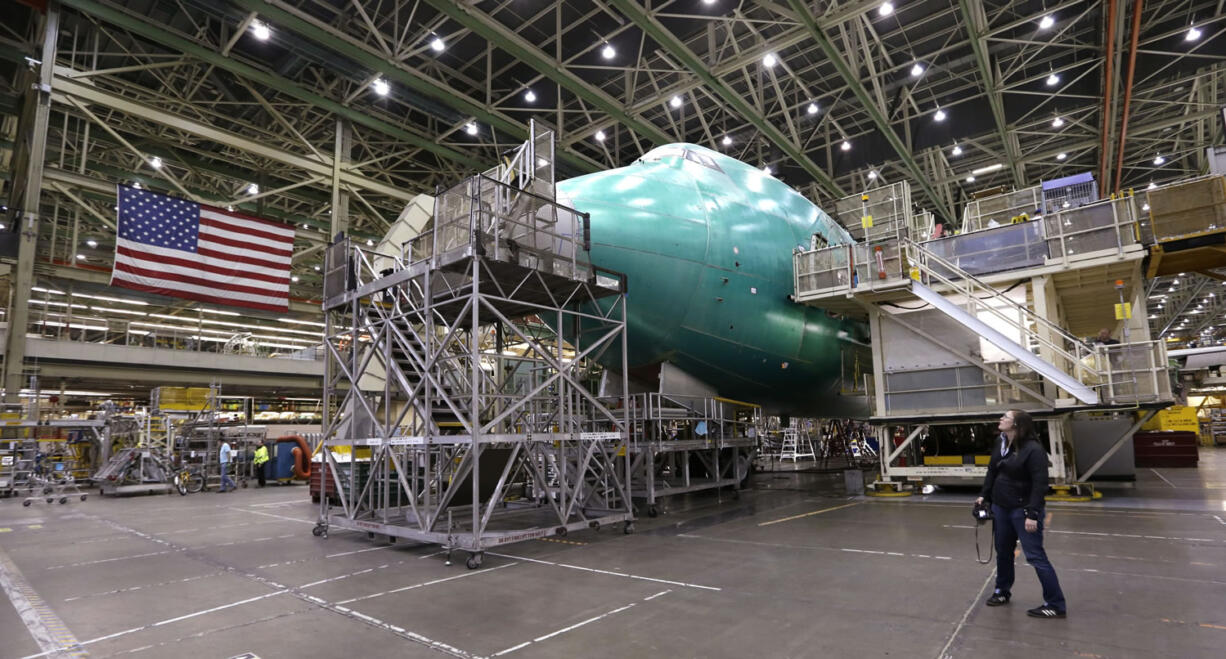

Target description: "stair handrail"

left=901, top=238, right=1102, bottom=384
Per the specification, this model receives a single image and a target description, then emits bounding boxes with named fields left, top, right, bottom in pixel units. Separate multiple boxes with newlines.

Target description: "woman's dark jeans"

left=992, top=504, right=1067, bottom=611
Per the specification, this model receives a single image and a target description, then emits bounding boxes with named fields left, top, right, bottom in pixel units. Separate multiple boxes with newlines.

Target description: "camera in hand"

left=972, top=500, right=993, bottom=525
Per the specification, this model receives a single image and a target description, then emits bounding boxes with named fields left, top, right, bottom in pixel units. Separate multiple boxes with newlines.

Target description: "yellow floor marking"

left=0, top=529, right=10, bottom=533
left=27, top=525, right=42, bottom=530
left=758, top=502, right=860, bottom=527
left=537, top=538, right=588, bottom=546
left=1200, top=623, right=1226, bottom=631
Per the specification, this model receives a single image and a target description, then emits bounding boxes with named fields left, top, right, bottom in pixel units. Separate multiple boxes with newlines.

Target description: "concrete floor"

left=1, top=449, right=1224, bottom=659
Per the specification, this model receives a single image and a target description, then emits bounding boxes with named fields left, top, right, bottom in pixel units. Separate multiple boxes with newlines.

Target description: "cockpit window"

left=640, top=146, right=685, bottom=162
left=685, top=150, right=724, bottom=173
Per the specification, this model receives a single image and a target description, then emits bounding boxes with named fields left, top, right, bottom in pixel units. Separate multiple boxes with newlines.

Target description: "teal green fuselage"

left=557, top=144, right=867, bottom=416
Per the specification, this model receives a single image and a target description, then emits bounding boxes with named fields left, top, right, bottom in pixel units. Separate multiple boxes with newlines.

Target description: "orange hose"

left=276, top=435, right=312, bottom=479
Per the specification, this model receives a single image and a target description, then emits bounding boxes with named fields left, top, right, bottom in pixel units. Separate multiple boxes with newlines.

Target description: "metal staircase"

left=902, top=238, right=1102, bottom=405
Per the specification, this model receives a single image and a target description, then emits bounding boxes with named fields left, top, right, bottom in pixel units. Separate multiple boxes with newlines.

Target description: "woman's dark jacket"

left=979, top=434, right=1049, bottom=520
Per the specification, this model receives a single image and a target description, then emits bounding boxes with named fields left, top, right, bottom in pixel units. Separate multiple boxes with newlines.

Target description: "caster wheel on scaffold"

left=465, top=552, right=483, bottom=570
left=623, top=521, right=636, bottom=535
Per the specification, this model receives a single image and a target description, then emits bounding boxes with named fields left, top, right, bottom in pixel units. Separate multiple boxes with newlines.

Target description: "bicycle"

left=173, top=462, right=205, bottom=495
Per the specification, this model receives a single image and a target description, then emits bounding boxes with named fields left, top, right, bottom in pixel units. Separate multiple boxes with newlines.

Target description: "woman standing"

left=976, top=409, right=1067, bottom=618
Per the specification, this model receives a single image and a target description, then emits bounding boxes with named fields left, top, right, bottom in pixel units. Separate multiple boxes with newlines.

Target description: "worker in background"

left=218, top=439, right=235, bottom=493
left=976, top=409, right=1067, bottom=619
left=253, top=442, right=269, bottom=488
left=1094, top=328, right=1119, bottom=345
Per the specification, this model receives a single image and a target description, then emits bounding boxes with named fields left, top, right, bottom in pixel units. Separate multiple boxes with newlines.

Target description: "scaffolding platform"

left=314, top=123, right=634, bottom=567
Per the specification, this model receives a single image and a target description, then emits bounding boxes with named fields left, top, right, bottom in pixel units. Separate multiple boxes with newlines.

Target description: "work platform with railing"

left=792, top=174, right=1216, bottom=492
left=314, top=123, right=634, bottom=567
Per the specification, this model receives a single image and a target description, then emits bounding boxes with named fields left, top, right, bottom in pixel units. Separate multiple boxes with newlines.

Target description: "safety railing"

left=962, top=185, right=1042, bottom=233
left=1042, top=195, right=1140, bottom=262
left=793, top=230, right=911, bottom=300
left=21, top=312, right=324, bottom=361
left=1094, top=341, right=1173, bottom=405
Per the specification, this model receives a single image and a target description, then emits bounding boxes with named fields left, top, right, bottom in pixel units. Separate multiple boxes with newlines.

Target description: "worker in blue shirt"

left=218, top=439, right=235, bottom=492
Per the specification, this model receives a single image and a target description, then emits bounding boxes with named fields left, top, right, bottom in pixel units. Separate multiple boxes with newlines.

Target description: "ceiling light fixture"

left=971, top=163, right=1004, bottom=175
left=291, top=275, right=299, bottom=283
left=149, top=156, right=162, bottom=169
left=911, top=62, right=924, bottom=77
left=1052, top=116, right=1064, bottom=128
left=602, top=43, right=615, bottom=59
left=763, top=165, right=772, bottom=175
left=966, top=175, right=976, bottom=183
left=1153, top=154, right=1165, bottom=165
left=722, top=135, right=732, bottom=146
left=1186, top=25, right=1202, bottom=41
left=951, top=144, right=962, bottom=156
left=430, top=36, right=445, bottom=52
left=524, top=89, right=536, bottom=102
left=933, top=107, right=947, bottom=122
left=868, top=170, right=878, bottom=180
left=1039, top=15, right=1055, bottom=30
left=372, top=78, right=389, bottom=96
left=1057, top=153, right=1067, bottom=161
left=251, top=21, right=271, bottom=41
left=807, top=102, right=818, bottom=115
left=878, top=2, right=894, bottom=17
left=465, top=122, right=478, bottom=135
left=246, top=183, right=259, bottom=195
left=763, top=53, right=778, bottom=68
left=595, top=130, right=606, bottom=142
left=841, top=139, right=851, bottom=151
left=1046, top=72, right=1060, bottom=86
left=76, top=254, right=86, bottom=260
left=86, top=239, right=97, bottom=248
left=670, top=95, right=682, bottom=108
left=1148, top=181, right=1158, bottom=190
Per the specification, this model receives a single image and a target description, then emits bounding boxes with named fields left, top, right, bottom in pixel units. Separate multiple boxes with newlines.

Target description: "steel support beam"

left=784, top=0, right=951, bottom=220
left=958, top=0, right=1025, bottom=188
left=331, top=118, right=351, bottom=237
left=420, top=0, right=672, bottom=147
left=608, top=0, right=844, bottom=200
left=50, top=74, right=418, bottom=203
left=3, top=1, right=59, bottom=403
left=60, top=0, right=487, bottom=172
left=232, top=0, right=604, bottom=174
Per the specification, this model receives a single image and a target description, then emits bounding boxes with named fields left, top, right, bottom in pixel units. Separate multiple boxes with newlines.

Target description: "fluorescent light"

left=807, top=102, right=818, bottom=115
left=246, top=183, right=259, bottom=195
left=291, top=275, right=299, bottom=283
left=372, top=78, right=389, bottom=96
left=878, top=2, right=894, bottom=17
left=670, top=95, right=682, bottom=108
left=601, top=43, right=615, bottom=59
left=313, top=265, right=322, bottom=271
left=149, top=156, right=162, bottom=169
left=1057, top=153, right=1067, bottom=161
left=251, top=21, right=270, bottom=41
left=76, top=254, right=86, bottom=260
left=971, top=163, right=1003, bottom=175
left=1148, top=181, right=1158, bottom=190
left=933, top=108, right=946, bottom=122
left=841, top=140, right=851, bottom=151
left=1052, top=116, right=1064, bottom=128
left=430, top=37, right=445, bottom=52
left=594, top=130, right=606, bottom=142
left=465, top=122, right=478, bottom=135
left=763, top=53, right=778, bottom=68
left=951, top=145, right=962, bottom=156
left=1141, top=203, right=1150, bottom=212
left=1039, top=15, right=1055, bottom=30
left=524, top=89, right=536, bottom=103
left=1186, top=26, right=1202, bottom=41
left=278, top=318, right=327, bottom=327
left=86, top=239, right=98, bottom=247
left=89, top=306, right=146, bottom=316
left=868, top=170, right=878, bottom=180
left=966, top=175, right=976, bottom=183
left=722, top=135, right=732, bottom=146
left=910, top=62, right=923, bottom=77
left=1046, top=73, right=1060, bottom=86
left=1153, top=154, right=1165, bottom=165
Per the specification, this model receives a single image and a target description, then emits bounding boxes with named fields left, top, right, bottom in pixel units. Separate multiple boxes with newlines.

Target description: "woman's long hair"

left=1007, top=409, right=1039, bottom=444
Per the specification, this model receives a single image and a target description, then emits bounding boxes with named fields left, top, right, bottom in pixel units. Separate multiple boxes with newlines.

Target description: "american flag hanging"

left=109, top=185, right=296, bottom=312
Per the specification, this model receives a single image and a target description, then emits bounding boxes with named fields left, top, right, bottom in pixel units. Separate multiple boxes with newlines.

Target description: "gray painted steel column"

left=3, top=2, right=59, bottom=404
left=331, top=118, right=351, bottom=237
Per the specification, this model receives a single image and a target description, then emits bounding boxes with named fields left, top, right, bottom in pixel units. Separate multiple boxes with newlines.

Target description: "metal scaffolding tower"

left=314, top=123, right=633, bottom=567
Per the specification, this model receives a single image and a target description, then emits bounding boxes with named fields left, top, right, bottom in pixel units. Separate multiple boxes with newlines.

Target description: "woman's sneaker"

left=1026, top=605, right=1066, bottom=618
left=985, top=592, right=1010, bottom=606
